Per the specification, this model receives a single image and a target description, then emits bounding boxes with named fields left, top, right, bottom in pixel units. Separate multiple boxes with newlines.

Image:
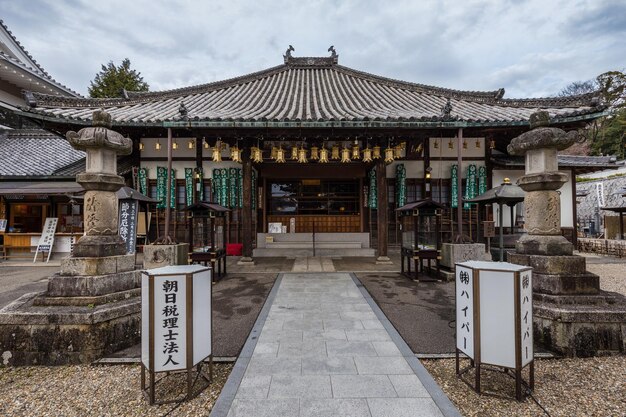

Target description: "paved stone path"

left=291, top=257, right=336, bottom=272
left=212, top=272, right=459, bottom=417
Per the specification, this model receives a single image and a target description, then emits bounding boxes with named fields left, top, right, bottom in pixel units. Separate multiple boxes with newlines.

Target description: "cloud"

left=0, top=0, right=623, bottom=98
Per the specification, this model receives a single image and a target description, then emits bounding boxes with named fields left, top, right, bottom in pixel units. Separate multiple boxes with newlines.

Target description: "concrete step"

left=253, top=248, right=376, bottom=257
left=267, top=241, right=362, bottom=249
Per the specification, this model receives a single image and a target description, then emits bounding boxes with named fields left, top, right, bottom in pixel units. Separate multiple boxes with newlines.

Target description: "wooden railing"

left=577, top=238, right=626, bottom=257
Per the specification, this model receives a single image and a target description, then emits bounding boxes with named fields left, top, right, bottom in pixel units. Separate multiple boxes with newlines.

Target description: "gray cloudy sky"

left=2, top=0, right=624, bottom=98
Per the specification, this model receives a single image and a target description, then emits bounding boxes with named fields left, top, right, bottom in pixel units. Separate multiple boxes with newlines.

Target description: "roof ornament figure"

left=179, top=101, right=188, bottom=119
left=441, top=98, right=453, bottom=120
left=328, top=45, right=337, bottom=58
left=284, top=45, right=295, bottom=63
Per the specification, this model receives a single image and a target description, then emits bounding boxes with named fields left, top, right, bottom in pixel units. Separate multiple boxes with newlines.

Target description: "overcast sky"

left=1, top=0, right=624, bottom=98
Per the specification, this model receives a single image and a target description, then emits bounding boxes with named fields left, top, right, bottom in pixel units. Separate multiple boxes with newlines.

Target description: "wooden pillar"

left=376, top=158, right=391, bottom=263
left=239, top=148, right=255, bottom=264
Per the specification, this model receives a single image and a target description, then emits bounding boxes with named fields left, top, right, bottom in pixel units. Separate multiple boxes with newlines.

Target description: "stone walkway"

left=211, top=272, right=460, bottom=417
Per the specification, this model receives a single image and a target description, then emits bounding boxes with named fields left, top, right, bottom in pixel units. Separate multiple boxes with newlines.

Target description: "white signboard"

left=520, top=270, right=533, bottom=366
left=34, top=217, right=58, bottom=263
left=480, top=270, right=516, bottom=368
left=456, top=265, right=474, bottom=359
left=268, top=222, right=283, bottom=233
left=142, top=265, right=212, bottom=373
left=0, top=219, right=7, bottom=232
left=596, top=182, right=605, bottom=207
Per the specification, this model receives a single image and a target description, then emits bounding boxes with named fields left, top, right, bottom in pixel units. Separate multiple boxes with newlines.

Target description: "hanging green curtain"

left=213, top=168, right=221, bottom=204
left=451, top=164, right=458, bottom=208
left=478, top=166, right=487, bottom=196
left=368, top=168, right=377, bottom=209
left=156, top=166, right=167, bottom=209
left=221, top=168, right=229, bottom=207
left=464, top=164, right=477, bottom=209
left=185, top=168, right=194, bottom=207
left=169, top=169, right=176, bottom=209
left=138, top=168, right=148, bottom=196
left=238, top=168, right=243, bottom=208
left=252, top=170, right=257, bottom=210
left=229, top=168, right=238, bottom=208
left=197, top=168, right=205, bottom=201
left=395, top=164, right=406, bottom=207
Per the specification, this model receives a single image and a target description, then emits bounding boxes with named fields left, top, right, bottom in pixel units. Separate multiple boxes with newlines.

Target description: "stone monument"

left=0, top=110, right=142, bottom=365
left=508, top=111, right=626, bottom=356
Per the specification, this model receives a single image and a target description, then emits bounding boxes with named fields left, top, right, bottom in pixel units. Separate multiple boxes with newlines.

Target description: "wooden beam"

left=241, top=150, right=253, bottom=259
left=376, top=158, right=388, bottom=259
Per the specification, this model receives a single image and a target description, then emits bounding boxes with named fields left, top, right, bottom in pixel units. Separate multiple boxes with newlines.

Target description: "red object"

left=227, top=243, right=243, bottom=256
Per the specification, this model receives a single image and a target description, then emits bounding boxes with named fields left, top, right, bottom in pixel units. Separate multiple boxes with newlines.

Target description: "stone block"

left=533, top=272, right=600, bottom=295
left=440, top=243, right=490, bottom=269
left=507, top=253, right=587, bottom=275
left=143, top=243, right=189, bottom=269
left=60, top=254, right=135, bottom=276
left=73, top=234, right=126, bottom=258
left=515, top=234, right=573, bottom=256
left=47, top=270, right=141, bottom=297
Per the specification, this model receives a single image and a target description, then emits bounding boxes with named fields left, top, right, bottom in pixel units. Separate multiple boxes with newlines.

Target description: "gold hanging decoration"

left=310, top=146, right=319, bottom=160
left=172, top=140, right=178, bottom=150
left=230, top=145, right=242, bottom=163
left=490, top=139, right=496, bottom=149
left=139, top=142, right=144, bottom=151
left=362, top=147, right=372, bottom=163
left=384, top=147, right=395, bottom=163
left=372, top=145, right=381, bottom=159
left=155, top=140, right=162, bottom=150
left=275, top=146, right=286, bottom=163
left=203, top=138, right=209, bottom=149
left=433, top=139, right=439, bottom=149
left=448, top=139, right=454, bottom=149
left=291, top=145, right=298, bottom=160
left=297, top=147, right=308, bottom=163
left=251, top=146, right=263, bottom=163
left=341, top=146, right=351, bottom=163
left=463, top=139, right=468, bottom=149
left=319, top=146, right=329, bottom=163
left=331, top=144, right=340, bottom=160
left=393, top=145, right=403, bottom=159
left=351, top=144, right=360, bottom=160
left=212, top=141, right=222, bottom=162
left=188, top=139, right=195, bottom=149
left=475, top=139, right=481, bottom=148
left=270, top=146, right=278, bottom=159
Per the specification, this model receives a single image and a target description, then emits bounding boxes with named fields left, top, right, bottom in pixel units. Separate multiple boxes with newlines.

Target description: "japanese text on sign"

left=456, top=266, right=474, bottom=358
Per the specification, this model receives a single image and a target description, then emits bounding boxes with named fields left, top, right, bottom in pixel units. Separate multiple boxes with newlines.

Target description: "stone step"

left=266, top=241, right=363, bottom=249
left=253, top=247, right=376, bottom=257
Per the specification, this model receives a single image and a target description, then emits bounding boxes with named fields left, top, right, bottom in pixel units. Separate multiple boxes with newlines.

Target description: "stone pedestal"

left=143, top=243, right=189, bottom=269
left=507, top=111, right=626, bottom=356
left=0, top=111, right=142, bottom=365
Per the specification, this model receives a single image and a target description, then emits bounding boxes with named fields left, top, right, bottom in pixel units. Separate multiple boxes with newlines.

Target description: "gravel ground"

left=586, top=262, right=626, bottom=296
left=423, top=356, right=626, bottom=417
left=0, top=363, right=232, bottom=417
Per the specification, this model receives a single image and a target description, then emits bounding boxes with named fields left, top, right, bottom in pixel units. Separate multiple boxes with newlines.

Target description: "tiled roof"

left=0, top=20, right=81, bottom=97
left=492, top=154, right=620, bottom=173
left=0, top=129, right=85, bottom=177
left=22, top=55, right=605, bottom=126
left=52, top=154, right=135, bottom=177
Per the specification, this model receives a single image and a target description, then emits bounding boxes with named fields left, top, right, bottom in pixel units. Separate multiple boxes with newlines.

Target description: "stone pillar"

left=507, top=111, right=626, bottom=357
left=376, top=158, right=392, bottom=264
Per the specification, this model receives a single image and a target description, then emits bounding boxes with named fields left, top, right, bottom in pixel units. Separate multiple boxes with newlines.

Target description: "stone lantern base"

left=0, top=258, right=141, bottom=366
left=509, top=253, right=626, bottom=356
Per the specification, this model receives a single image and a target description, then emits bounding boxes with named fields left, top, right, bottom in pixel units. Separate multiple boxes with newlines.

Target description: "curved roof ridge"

left=0, top=19, right=48, bottom=76
left=495, top=91, right=601, bottom=108
left=333, top=64, right=505, bottom=102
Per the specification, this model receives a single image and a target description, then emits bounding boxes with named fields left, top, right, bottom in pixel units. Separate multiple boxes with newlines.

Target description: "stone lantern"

left=508, top=111, right=626, bottom=357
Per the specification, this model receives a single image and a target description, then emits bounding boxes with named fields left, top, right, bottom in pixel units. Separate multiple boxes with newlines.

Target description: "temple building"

left=3, top=44, right=617, bottom=260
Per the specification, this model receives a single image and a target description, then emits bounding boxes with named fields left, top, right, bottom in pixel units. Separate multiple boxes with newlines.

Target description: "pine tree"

left=88, top=58, right=149, bottom=98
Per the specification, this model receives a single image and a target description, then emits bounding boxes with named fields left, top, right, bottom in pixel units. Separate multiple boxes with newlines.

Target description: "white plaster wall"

left=386, top=160, right=424, bottom=178
left=492, top=169, right=574, bottom=228
left=429, top=137, right=485, bottom=159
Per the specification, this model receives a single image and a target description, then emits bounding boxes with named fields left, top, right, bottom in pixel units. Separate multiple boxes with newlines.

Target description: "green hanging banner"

left=464, top=164, right=477, bottom=209
left=156, top=167, right=176, bottom=209
left=395, top=164, right=406, bottom=208
left=229, top=168, right=238, bottom=208
left=156, top=166, right=167, bottom=209
left=478, top=165, right=487, bottom=196
left=185, top=168, right=194, bottom=207
left=368, top=168, right=377, bottom=209
left=238, top=168, right=243, bottom=208
left=451, top=164, right=458, bottom=208
left=252, top=170, right=257, bottom=210
left=213, top=168, right=221, bottom=204
left=138, top=168, right=148, bottom=196
left=197, top=168, right=204, bottom=201
left=221, top=168, right=229, bottom=207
